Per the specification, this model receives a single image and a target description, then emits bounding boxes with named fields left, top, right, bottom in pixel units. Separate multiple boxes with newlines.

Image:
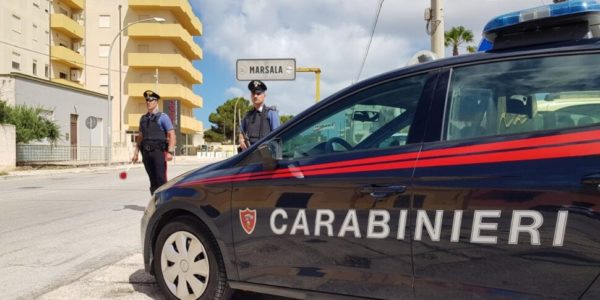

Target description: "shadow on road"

left=128, top=269, right=291, bottom=299
left=129, top=269, right=165, bottom=299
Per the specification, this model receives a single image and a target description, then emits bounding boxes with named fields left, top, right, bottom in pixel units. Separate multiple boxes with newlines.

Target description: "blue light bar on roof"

left=483, top=0, right=600, bottom=33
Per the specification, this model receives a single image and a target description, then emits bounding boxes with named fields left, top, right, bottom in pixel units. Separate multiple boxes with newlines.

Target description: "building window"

left=33, top=60, right=38, bottom=75
left=98, top=44, right=110, bottom=57
left=33, top=24, right=38, bottom=41
left=59, top=72, right=67, bottom=79
left=99, top=15, right=110, bottom=28
left=44, top=64, right=49, bottom=78
left=12, top=15, right=22, bottom=33
left=100, top=73, right=108, bottom=86
left=12, top=52, right=21, bottom=70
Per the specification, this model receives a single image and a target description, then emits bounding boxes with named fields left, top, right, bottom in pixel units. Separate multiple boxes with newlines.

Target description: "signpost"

left=236, top=58, right=296, bottom=81
left=85, top=116, right=97, bottom=167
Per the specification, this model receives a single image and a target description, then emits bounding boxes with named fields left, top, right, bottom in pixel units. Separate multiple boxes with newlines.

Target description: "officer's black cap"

left=248, top=80, right=267, bottom=93
left=143, top=90, right=160, bottom=100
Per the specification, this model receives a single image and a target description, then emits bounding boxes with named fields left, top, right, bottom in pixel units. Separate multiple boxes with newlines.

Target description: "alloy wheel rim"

left=161, top=231, right=210, bottom=300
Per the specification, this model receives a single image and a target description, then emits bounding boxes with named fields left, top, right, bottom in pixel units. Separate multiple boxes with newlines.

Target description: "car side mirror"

left=257, top=139, right=282, bottom=170
left=352, top=110, right=380, bottom=122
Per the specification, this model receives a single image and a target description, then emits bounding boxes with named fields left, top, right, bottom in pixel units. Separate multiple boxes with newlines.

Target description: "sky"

left=189, top=0, right=548, bottom=130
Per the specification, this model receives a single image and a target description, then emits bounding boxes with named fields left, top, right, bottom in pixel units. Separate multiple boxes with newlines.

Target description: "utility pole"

left=427, top=0, right=445, bottom=58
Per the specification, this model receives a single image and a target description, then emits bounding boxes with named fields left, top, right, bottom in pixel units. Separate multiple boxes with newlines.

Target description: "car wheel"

left=154, top=217, right=231, bottom=300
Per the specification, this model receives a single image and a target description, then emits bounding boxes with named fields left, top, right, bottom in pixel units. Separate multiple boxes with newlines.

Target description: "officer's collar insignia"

left=239, top=208, right=257, bottom=234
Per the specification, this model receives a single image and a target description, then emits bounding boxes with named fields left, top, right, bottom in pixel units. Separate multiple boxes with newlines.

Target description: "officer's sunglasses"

left=252, top=91, right=264, bottom=96
left=145, top=97, right=157, bottom=102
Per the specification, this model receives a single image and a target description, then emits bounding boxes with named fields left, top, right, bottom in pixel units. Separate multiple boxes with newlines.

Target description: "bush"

left=0, top=100, right=60, bottom=144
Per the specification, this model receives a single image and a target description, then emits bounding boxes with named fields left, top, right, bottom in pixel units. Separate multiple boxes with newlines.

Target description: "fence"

left=16, top=144, right=131, bottom=165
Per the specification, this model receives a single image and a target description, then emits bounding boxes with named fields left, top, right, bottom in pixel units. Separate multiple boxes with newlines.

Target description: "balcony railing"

left=128, top=23, right=202, bottom=60
left=59, top=0, right=84, bottom=11
left=129, top=0, right=202, bottom=36
left=51, top=14, right=84, bottom=40
left=128, top=83, right=202, bottom=108
left=51, top=46, right=84, bottom=69
left=128, top=53, right=202, bottom=84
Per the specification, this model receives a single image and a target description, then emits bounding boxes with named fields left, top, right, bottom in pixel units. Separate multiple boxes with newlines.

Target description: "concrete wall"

left=0, top=124, right=16, bottom=172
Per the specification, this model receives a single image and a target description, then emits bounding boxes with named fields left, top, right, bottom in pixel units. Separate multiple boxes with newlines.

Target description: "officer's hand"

left=239, top=141, right=248, bottom=150
left=166, top=152, right=173, bottom=161
left=131, top=153, right=138, bottom=163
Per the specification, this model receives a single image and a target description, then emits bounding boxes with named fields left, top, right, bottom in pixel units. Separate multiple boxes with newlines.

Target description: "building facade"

left=85, top=0, right=203, bottom=152
left=0, top=0, right=203, bottom=154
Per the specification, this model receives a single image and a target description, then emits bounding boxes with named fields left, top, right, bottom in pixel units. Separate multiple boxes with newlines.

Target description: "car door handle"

left=581, top=174, right=600, bottom=188
left=360, top=185, right=407, bottom=199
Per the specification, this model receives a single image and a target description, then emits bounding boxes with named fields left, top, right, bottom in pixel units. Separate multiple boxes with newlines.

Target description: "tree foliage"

left=0, top=101, right=60, bottom=144
left=204, top=97, right=252, bottom=143
left=444, top=26, right=474, bottom=56
left=280, top=114, right=294, bottom=124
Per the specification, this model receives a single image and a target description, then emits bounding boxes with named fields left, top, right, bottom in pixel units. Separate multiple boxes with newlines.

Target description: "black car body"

left=141, top=8, right=600, bottom=300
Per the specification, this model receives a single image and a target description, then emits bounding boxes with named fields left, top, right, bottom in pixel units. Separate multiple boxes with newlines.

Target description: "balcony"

left=129, top=0, right=202, bottom=36
left=181, top=115, right=202, bottom=134
left=51, top=46, right=84, bottom=69
left=128, top=113, right=142, bottom=130
left=128, top=83, right=202, bottom=108
left=128, top=23, right=202, bottom=60
left=127, top=113, right=202, bottom=134
left=59, top=0, right=84, bottom=11
left=52, top=78, right=83, bottom=89
left=51, top=14, right=84, bottom=40
left=128, top=53, right=202, bottom=84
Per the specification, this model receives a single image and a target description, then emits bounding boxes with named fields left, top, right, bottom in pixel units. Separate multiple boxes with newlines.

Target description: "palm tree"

left=445, top=26, right=474, bottom=56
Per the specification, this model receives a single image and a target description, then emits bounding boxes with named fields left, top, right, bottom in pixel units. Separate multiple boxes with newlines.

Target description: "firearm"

left=238, top=128, right=250, bottom=153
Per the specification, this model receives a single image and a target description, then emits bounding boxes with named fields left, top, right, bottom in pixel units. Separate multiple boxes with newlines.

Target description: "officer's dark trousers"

left=141, top=149, right=167, bottom=194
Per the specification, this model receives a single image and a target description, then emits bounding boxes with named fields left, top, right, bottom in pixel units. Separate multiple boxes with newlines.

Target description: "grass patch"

left=0, top=171, right=8, bottom=176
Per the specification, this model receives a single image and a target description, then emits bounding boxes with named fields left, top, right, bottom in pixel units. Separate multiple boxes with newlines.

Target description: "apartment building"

left=1, top=0, right=109, bottom=152
left=1, top=0, right=203, bottom=154
left=86, top=0, right=203, bottom=152
left=0, top=0, right=52, bottom=87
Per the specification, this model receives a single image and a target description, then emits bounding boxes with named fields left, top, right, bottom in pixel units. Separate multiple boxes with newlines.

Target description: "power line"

left=1, top=40, right=128, bottom=75
left=354, top=0, right=384, bottom=83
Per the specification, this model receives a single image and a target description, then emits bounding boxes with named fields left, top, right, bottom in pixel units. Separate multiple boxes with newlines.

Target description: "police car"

left=141, top=1, right=600, bottom=299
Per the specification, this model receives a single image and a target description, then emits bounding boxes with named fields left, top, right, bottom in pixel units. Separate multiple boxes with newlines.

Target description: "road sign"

left=85, top=116, right=97, bottom=130
left=236, top=58, right=296, bottom=81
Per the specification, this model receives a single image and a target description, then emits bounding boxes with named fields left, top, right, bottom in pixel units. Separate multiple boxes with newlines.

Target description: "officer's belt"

left=141, top=141, right=166, bottom=152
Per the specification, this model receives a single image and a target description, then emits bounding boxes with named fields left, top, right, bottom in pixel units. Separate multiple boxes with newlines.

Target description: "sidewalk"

left=0, top=155, right=226, bottom=179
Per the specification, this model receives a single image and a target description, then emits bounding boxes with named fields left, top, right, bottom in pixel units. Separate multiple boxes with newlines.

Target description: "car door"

left=411, top=53, right=600, bottom=299
left=230, top=71, right=438, bottom=299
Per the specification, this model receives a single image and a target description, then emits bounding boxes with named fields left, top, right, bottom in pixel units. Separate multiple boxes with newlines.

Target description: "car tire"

left=154, top=216, right=231, bottom=300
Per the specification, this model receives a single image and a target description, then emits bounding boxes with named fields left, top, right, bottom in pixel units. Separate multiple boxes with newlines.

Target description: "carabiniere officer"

left=132, top=90, right=176, bottom=194
left=238, top=80, right=280, bottom=151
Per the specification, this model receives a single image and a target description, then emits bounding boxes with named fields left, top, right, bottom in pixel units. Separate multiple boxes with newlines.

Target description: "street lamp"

left=106, top=17, right=165, bottom=165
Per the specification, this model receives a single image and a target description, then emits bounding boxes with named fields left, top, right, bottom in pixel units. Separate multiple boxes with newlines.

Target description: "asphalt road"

left=0, top=162, right=288, bottom=300
left=0, top=163, right=200, bottom=300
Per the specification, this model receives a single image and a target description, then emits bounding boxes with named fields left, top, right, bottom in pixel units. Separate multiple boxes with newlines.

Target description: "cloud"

left=224, top=86, right=244, bottom=98
left=193, top=0, right=544, bottom=116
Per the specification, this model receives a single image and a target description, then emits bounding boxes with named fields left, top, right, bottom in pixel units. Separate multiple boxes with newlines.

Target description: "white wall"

left=0, top=124, right=16, bottom=172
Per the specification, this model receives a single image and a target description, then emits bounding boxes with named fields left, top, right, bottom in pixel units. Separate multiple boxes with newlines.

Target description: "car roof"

left=292, top=39, right=600, bottom=123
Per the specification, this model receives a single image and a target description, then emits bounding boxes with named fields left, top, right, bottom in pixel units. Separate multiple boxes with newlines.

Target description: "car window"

left=445, top=53, right=600, bottom=141
left=280, top=74, right=428, bottom=159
